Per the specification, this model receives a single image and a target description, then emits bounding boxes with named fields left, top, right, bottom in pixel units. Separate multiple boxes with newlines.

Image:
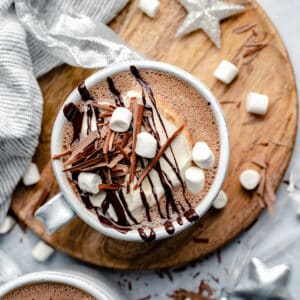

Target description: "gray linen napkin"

left=0, top=0, right=141, bottom=221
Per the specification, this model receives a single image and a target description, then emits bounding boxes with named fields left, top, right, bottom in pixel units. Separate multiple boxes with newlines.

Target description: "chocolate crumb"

left=128, top=280, right=132, bottom=290
left=193, top=272, right=200, bottom=278
left=137, top=296, right=151, bottom=300
left=210, top=274, right=219, bottom=283
left=283, top=180, right=289, bottom=185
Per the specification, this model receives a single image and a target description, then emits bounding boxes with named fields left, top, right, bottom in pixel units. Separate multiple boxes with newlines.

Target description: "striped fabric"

left=0, top=0, right=129, bottom=221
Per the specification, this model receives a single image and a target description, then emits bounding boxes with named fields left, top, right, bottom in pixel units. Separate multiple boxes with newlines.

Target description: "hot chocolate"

left=56, top=66, right=220, bottom=241
left=1, top=282, right=95, bottom=300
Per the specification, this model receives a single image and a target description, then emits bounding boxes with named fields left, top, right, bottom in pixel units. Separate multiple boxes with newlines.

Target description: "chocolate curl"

left=99, top=184, right=121, bottom=190
left=134, top=125, right=184, bottom=190
left=63, top=131, right=99, bottom=166
left=103, top=129, right=112, bottom=155
left=129, top=104, right=144, bottom=184
left=90, top=102, right=115, bottom=111
left=52, top=148, right=72, bottom=159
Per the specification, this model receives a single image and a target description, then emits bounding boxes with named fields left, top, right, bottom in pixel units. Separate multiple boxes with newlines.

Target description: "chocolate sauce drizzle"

left=63, top=103, right=83, bottom=144
left=130, top=66, right=191, bottom=209
left=63, top=68, right=200, bottom=242
left=78, top=81, right=92, bottom=101
left=107, top=77, right=124, bottom=107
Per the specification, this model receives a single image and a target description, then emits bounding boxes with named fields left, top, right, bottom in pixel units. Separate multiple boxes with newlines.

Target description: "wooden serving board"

left=11, top=0, right=297, bottom=269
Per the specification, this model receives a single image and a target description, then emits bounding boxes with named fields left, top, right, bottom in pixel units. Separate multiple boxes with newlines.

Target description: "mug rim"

left=0, top=271, right=116, bottom=299
left=51, top=60, right=230, bottom=242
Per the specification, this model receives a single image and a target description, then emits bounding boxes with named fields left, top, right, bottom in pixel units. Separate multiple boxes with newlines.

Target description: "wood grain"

left=11, top=0, right=298, bottom=269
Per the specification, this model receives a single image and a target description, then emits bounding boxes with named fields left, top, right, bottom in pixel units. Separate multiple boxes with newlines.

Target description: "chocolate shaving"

left=100, top=112, right=113, bottom=118
left=99, top=183, right=121, bottom=190
left=233, top=23, right=256, bottom=34
left=129, top=104, right=144, bottom=184
left=243, top=44, right=267, bottom=57
left=115, top=144, right=130, bottom=160
left=100, top=124, right=109, bottom=139
left=112, top=164, right=129, bottom=173
left=52, top=148, right=72, bottom=159
left=90, top=102, right=115, bottom=111
left=193, top=237, right=209, bottom=243
left=257, top=169, right=266, bottom=198
left=134, top=125, right=184, bottom=189
left=220, top=100, right=236, bottom=104
left=259, top=141, right=269, bottom=147
left=63, top=157, right=107, bottom=172
left=270, top=140, right=290, bottom=148
left=138, top=296, right=151, bottom=300
left=251, top=155, right=267, bottom=168
left=245, top=42, right=267, bottom=48
left=108, top=132, right=115, bottom=151
left=243, top=52, right=259, bottom=65
left=264, top=177, right=276, bottom=214
left=103, top=129, right=112, bottom=155
left=78, top=162, right=107, bottom=172
left=121, top=133, right=131, bottom=148
left=63, top=131, right=99, bottom=166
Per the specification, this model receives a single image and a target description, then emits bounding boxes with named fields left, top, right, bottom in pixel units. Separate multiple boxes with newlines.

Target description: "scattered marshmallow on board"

left=22, top=162, right=40, bottom=186
left=32, top=241, right=55, bottom=262
left=185, top=166, right=205, bottom=193
left=138, top=0, right=160, bottom=18
left=214, top=60, right=239, bottom=84
left=109, top=107, right=133, bottom=132
left=0, top=216, right=16, bottom=234
left=192, top=142, right=215, bottom=169
left=247, top=92, right=269, bottom=115
left=240, top=169, right=261, bottom=190
left=213, top=190, right=228, bottom=209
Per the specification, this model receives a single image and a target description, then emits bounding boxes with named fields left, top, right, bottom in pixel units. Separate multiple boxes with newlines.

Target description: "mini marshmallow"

left=192, top=142, right=215, bottom=169
left=247, top=92, right=269, bottom=115
left=240, top=169, right=261, bottom=190
left=138, top=0, right=160, bottom=18
left=22, top=162, right=40, bottom=186
left=32, top=241, right=55, bottom=262
left=90, top=192, right=106, bottom=207
left=124, top=90, right=143, bottom=107
left=109, top=107, right=132, bottom=132
left=78, top=172, right=102, bottom=194
left=214, top=60, right=239, bottom=84
left=0, top=216, right=16, bottom=234
left=135, top=132, right=157, bottom=158
left=185, top=166, right=205, bottom=194
left=213, top=190, right=228, bottom=209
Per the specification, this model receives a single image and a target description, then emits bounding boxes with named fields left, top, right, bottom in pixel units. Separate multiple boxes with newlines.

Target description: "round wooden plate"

left=11, top=0, right=298, bottom=269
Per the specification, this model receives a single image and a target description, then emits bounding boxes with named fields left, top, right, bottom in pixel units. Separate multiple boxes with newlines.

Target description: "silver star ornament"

left=220, top=258, right=293, bottom=300
left=176, top=0, right=245, bottom=48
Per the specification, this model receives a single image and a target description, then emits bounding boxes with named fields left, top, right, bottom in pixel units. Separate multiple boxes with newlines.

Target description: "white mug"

left=0, top=270, right=126, bottom=299
left=35, top=60, right=230, bottom=242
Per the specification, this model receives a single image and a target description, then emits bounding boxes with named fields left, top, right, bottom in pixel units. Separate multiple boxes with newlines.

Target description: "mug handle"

left=35, top=193, right=76, bottom=235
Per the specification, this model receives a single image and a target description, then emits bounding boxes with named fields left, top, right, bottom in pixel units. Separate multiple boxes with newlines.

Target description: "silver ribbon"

left=15, top=0, right=142, bottom=69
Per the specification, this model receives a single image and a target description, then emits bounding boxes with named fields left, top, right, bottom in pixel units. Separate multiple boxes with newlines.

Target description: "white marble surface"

left=1, top=1, right=300, bottom=299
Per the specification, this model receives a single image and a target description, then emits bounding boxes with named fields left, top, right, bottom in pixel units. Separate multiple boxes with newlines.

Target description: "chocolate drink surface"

left=1, top=282, right=96, bottom=300
left=59, top=66, right=220, bottom=241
